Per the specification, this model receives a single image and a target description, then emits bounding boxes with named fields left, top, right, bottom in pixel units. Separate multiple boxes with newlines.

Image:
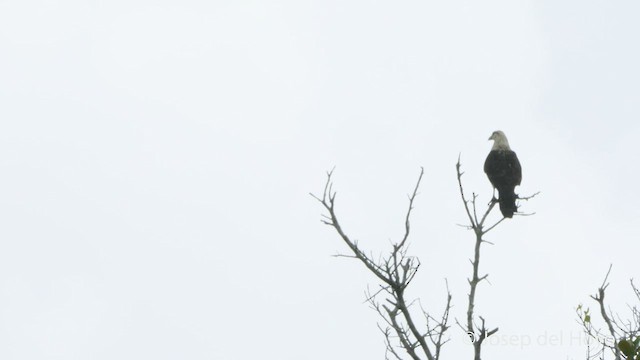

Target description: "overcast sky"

left=1, top=1, right=639, bottom=359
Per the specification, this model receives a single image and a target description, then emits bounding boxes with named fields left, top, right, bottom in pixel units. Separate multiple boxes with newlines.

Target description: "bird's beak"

left=488, top=135, right=493, bottom=141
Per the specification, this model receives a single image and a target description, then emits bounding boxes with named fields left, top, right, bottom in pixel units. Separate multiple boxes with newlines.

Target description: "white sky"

left=0, top=1, right=639, bottom=359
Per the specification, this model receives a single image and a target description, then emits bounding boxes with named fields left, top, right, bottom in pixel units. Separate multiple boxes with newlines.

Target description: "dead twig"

left=312, top=168, right=451, bottom=360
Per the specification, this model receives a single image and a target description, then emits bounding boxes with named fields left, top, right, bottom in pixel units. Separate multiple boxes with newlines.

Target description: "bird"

left=484, top=130, right=522, bottom=218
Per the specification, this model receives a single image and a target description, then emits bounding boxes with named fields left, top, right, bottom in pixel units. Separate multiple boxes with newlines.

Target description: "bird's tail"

left=497, top=188, right=518, bottom=218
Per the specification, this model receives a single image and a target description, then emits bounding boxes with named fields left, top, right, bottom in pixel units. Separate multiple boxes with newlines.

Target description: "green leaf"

left=618, top=339, right=634, bottom=357
left=584, top=314, right=590, bottom=323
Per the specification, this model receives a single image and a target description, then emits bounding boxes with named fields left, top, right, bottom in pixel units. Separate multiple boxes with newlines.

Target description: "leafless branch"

left=517, top=191, right=540, bottom=201
left=632, top=280, right=640, bottom=302
left=589, top=266, right=621, bottom=360
left=312, top=168, right=451, bottom=360
left=482, top=218, right=505, bottom=235
left=456, top=158, right=511, bottom=360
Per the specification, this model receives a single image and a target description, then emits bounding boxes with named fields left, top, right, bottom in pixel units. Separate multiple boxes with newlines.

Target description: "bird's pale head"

left=488, top=130, right=511, bottom=150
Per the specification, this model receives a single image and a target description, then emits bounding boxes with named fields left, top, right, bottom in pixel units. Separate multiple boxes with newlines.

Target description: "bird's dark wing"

left=484, top=150, right=522, bottom=188
left=484, top=151, right=504, bottom=187
left=509, top=151, right=522, bottom=186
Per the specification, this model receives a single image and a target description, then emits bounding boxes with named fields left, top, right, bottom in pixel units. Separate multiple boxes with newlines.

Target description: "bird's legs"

left=489, top=188, right=498, bottom=205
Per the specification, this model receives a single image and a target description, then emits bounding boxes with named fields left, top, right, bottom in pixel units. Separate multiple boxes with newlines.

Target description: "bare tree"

left=312, top=160, right=536, bottom=359
left=577, top=265, right=640, bottom=360
left=454, top=158, right=537, bottom=360
left=454, top=159, right=500, bottom=360
left=311, top=168, right=451, bottom=360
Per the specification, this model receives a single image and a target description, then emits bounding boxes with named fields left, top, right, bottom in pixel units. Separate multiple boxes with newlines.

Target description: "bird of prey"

left=484, top=130, right=522, bottom=218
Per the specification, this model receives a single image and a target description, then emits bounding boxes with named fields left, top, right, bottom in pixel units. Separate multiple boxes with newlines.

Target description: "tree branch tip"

left=309, top=192, right=323, bottom=202
left=331, top=253, right=357, bottom=259
left=604, top=263, right=613, bottom=279
left=487, top=327, right=499, bottom=337
left=517, top=191, right=541, bottom=201
left=326, top=166, right=336, bottom=176
left=515, top=211, right=536, bottom=216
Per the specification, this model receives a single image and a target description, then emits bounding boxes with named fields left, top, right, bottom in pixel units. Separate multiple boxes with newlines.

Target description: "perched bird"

left=484, top=130, right=522, bottom=218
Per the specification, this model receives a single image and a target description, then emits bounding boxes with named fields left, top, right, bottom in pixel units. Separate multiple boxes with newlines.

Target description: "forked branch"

left=577, top=265, right=640, bottom=360
left=456, top=158, right=502, bottom=360
left=312, top=168, right=451, bottom=360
